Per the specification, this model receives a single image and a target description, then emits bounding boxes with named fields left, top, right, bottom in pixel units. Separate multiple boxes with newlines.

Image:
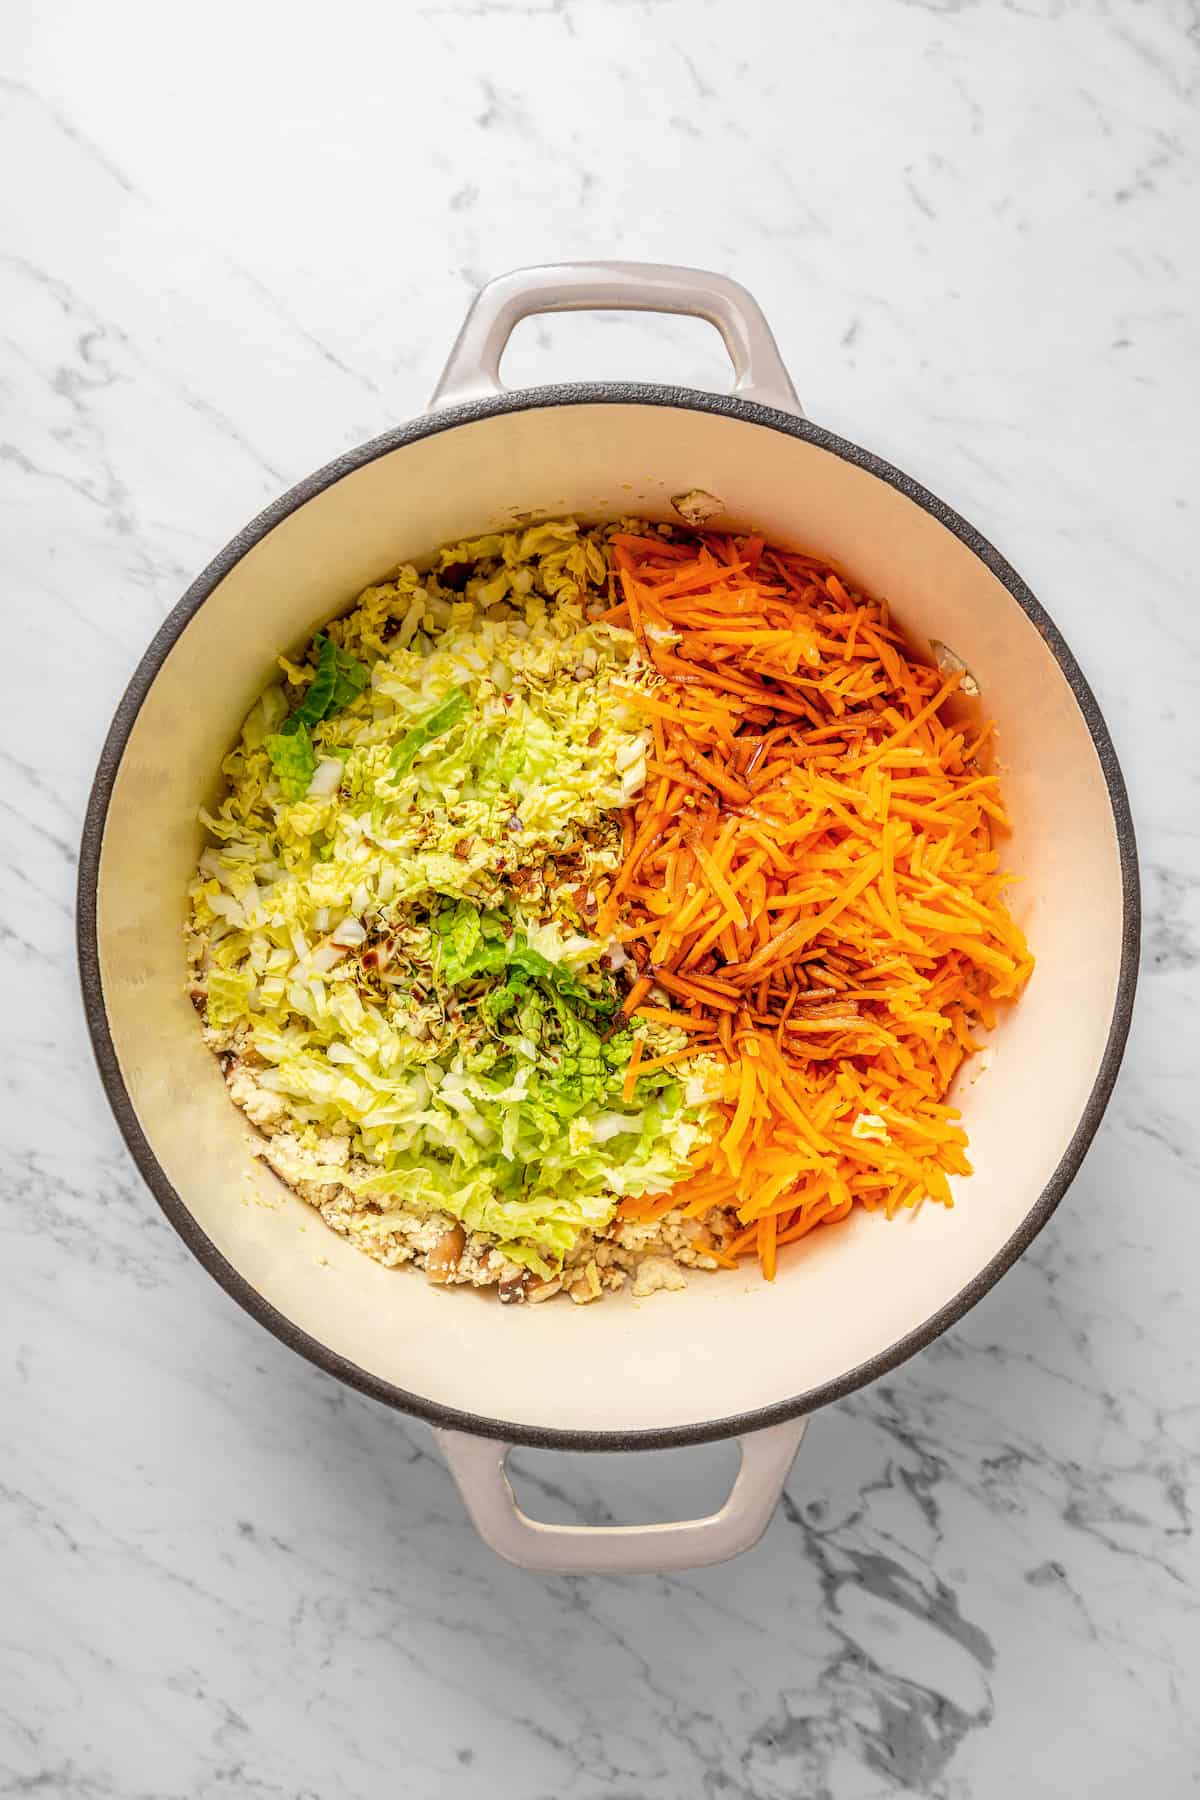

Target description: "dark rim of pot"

left=77, top=383, right=1141, bottom=1453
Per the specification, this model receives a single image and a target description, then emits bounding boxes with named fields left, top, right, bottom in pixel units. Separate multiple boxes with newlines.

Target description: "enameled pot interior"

left=90, top=399, right=1128, bottom=1439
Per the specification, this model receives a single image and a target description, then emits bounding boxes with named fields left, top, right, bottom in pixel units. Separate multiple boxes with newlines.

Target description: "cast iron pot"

left=78, top=263, right=1139, bottom=1573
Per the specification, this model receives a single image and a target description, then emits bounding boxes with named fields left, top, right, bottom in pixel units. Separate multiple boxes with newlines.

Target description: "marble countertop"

left=4, top=1, right=1198, bottom=1794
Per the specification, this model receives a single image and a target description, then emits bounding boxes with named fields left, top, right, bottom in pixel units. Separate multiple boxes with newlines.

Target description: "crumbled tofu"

left=632, top=1255, right=688, bottom=1298
left=613, top=1217, right=674, bottom=1253
left=235, top=1109, right=731, bottom=1306
left=226, top=1060, right=287, bottom=1128
left=258, top=1131, right=341, bottom=1202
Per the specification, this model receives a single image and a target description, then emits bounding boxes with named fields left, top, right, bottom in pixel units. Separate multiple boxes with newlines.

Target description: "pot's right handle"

left=433, top=1417, right=807, bottom=1575
left=430, top=261, right=803, bottom=417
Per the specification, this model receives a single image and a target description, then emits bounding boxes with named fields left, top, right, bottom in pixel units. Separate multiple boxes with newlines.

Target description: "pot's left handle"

left=433, top=1418, right=806, bottom=1575
left=430, top=261, right=803, bottom=416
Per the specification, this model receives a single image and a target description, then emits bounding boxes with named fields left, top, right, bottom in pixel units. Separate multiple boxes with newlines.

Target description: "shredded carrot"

left=654, top=969, right=739, bottom=1012
left=599, top=526, right=1034, bottom=1280
left=633, top=1047, right=703, bottom=1078
left=672, top=737, right=753, bottom=804
left=627, top=1004, right=718, bottom=1035
left=690, top=837, right=748, bottom=931
left=621, top=974, right=654, bottom=1019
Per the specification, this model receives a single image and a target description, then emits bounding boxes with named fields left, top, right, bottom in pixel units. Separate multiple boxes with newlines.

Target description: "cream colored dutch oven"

left=78, top=264, right=1138, bottom=1575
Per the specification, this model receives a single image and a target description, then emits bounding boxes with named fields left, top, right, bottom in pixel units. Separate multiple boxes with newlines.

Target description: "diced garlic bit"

left=671, top=489, right=724, bottom=527
left=929, top=639, right=981, bottom=697
left=851, top=1111, right=892, bottom=1144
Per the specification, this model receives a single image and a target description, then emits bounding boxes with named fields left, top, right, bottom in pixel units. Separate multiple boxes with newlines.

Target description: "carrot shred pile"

left=603, top=529, right=1034, bottom=1275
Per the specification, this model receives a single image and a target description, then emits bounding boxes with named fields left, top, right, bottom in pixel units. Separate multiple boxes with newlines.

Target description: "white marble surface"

left=3, top=1, right=1198, bottom=1794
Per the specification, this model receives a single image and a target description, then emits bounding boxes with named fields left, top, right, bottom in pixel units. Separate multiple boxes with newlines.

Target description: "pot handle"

left=429, top=261, right=803, bottom=416
left=433, top=1417, right=807, bottom=1574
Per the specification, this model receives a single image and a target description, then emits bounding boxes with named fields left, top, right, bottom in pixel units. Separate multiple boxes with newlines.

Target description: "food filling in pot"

left=187, top=519, right=1033, bottom=1305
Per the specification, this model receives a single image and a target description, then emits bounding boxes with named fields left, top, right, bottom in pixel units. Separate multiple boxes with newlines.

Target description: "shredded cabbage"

left=188, top=520, right=716, bottom=1269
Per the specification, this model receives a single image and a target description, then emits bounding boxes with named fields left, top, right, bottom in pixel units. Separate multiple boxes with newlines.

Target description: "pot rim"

left=76, top=382, right=1141, bottom=1452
